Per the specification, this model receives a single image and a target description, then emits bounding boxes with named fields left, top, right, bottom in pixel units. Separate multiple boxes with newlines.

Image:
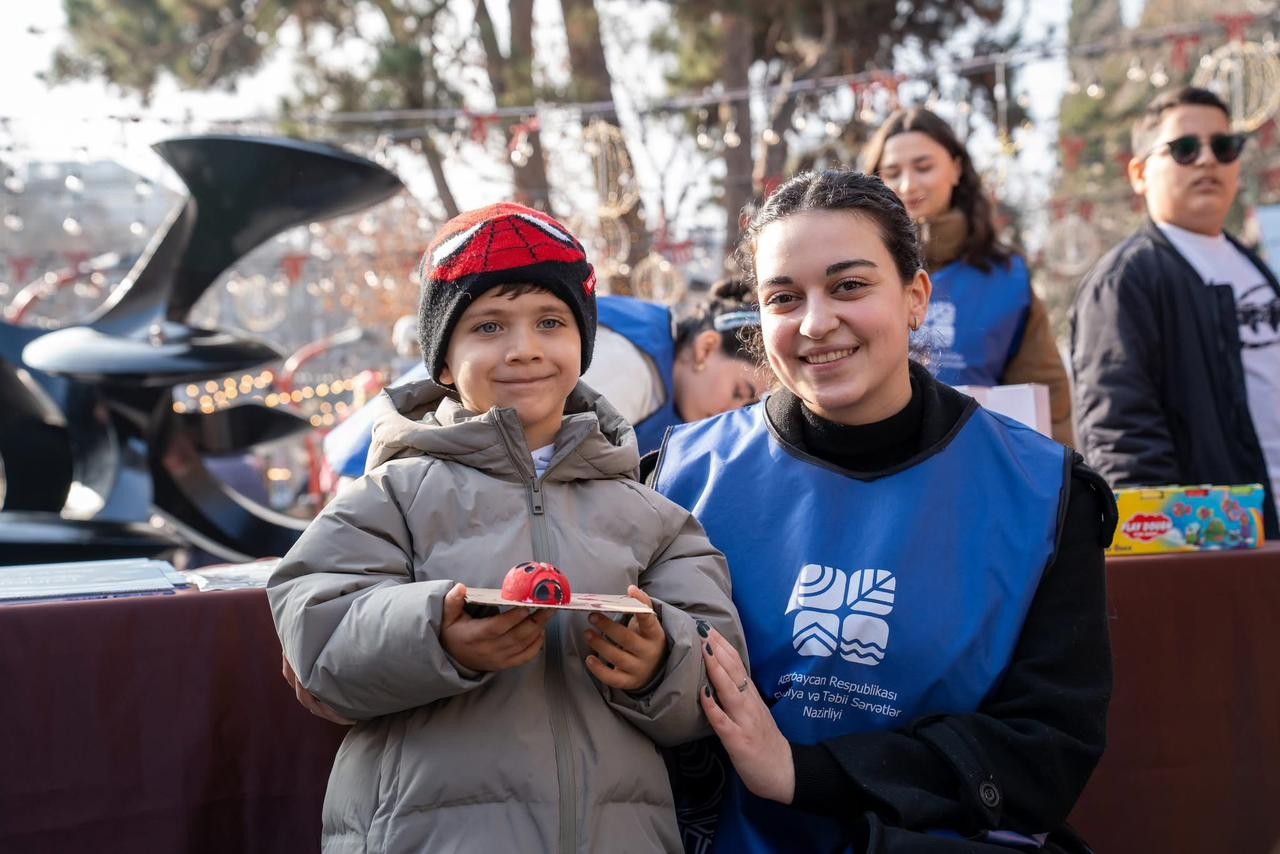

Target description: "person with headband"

left=862, top=108, right=1076, bottom=447
left=649, top=170, right=1116, bottom=852
left=595, top=279, right=771, bottom=454
left=324, top=280, right=771, bottom=478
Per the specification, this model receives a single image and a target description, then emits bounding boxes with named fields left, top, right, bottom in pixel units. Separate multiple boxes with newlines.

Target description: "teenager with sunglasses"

left=1072, top=86, right=1280, bottom=537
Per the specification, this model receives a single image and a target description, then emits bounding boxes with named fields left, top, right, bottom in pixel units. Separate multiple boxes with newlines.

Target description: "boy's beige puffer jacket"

left=268, top=381, right=745, bottom=854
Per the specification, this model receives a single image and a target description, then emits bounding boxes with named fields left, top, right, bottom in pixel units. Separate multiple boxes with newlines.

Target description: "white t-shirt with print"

left=1158, top=221, right=1280, bottom=519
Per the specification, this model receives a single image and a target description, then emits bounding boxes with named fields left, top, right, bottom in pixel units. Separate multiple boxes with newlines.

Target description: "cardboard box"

left=954, top=383, right=1052, bottom=438
left=1107, top=484, right=1266, bottom=556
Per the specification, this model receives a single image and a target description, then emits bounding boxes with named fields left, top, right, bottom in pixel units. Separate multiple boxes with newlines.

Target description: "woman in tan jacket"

left=863, top=108, right=1075, bottom=446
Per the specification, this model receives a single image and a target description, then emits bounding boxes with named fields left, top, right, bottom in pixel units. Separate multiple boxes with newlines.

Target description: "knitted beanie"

left=416, top=203, right=598, bottom=384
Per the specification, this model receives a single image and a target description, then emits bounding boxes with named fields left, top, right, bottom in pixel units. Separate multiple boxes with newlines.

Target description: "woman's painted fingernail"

left=696, top=620, right=710, bottom=638
left=704, top=685, right=712, bottom=697
left=705, top=643, right=713, bottom=656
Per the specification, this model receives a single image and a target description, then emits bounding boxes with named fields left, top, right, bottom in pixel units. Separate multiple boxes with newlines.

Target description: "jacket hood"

left=367, top=379, right=641, bottom=480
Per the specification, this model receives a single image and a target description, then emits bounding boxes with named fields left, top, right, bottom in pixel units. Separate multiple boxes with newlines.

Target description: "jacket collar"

left=1140, top=215, right=1280, bottom=295
left=367, top=379, right=640, bottom=481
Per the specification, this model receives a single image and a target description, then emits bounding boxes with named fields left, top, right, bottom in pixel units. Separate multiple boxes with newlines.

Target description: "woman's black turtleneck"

left=693, top=363, right=1118, bottom=840
left=765, top=361, right=952, bottom=475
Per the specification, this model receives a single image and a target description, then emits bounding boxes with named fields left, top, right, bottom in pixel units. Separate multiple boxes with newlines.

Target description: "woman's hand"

left=584, top=586, right=668, bottom=691
left=441, top=583, right=554, bottom=672
left=281, top=652, right=355, bottom=726
left=699, top=626, right=796, bottom=804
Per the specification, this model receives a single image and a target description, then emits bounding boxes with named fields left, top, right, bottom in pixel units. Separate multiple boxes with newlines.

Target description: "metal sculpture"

left=0, top=135, right=404, bottom=564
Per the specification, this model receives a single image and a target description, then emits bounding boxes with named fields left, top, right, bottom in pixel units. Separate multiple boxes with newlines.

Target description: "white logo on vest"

left=786, top=564, right=896, bottom=666
left=918, top=299, right=956, bottom=349
left=912, top=299, right=967, bottom=372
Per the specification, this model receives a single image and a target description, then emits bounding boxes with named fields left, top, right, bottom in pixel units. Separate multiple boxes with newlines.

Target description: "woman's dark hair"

left=860, top=108, right=1013, bottom=272
left=734, top=168, right=923, bottom=290
left=674, top=278, right=759, bottom=362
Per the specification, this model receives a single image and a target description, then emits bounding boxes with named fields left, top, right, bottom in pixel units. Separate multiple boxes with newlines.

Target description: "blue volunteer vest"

left=654, top=402, right=1066, bottom=852
left=596, top=295, right=680, bottom=455
left=916, top=255, right=1031, bottom=386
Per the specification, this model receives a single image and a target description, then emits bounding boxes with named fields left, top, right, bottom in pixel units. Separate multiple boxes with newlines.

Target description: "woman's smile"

left=800, top=346, right=859, bottom=366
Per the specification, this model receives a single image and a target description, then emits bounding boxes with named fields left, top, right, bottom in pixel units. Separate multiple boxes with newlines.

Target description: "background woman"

left=862, top=108, right=1075, bottom=446
left=595, top=279, right=769, bottom=454
left=651, top=170, right=1115, bottom=852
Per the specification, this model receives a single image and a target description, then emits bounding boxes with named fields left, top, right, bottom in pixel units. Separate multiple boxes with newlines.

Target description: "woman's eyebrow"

left=762, top=259, right=877, bottom=286
left=827, top=259, right=877, bottom=275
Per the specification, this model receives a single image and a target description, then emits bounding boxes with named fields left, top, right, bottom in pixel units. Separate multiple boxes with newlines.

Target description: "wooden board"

left=463, top=587, right=653, bottom=614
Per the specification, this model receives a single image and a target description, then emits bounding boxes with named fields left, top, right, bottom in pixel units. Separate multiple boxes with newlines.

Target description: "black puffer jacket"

left=1070, top=217, right=1280, bottom=538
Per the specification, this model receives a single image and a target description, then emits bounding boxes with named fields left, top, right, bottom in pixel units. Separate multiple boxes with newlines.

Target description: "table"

left=1070, top=544, right=1280, bottom=853
left=0, top=588, right=344, bottom=854
left=3, top=547, right=1277, bottom=853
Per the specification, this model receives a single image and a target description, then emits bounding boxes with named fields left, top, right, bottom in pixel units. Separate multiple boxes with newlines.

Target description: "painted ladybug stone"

left=501, top=561, right=572, bottom=605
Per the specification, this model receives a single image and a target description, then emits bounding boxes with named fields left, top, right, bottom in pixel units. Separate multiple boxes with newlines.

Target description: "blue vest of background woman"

left=596, top=294, right=679, bottom=455
left=919, top=255, right=1031, bottom=387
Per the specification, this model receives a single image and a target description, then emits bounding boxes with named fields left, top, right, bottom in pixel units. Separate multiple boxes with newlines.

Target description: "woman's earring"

left=694, top=361, right=706, bottom=373
left=909, top=316, right=920, bottom=332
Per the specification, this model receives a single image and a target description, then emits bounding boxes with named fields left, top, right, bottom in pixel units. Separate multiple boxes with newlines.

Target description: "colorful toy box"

left=1107, top=484, right=1266, bottom=556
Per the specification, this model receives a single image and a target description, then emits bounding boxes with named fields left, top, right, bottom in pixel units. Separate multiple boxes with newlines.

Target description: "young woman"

left=862, top=108, right=1075, bottom=446
left=651, top=170, right=1115, bottom=852
left=323, top=280, right=768, bottom=479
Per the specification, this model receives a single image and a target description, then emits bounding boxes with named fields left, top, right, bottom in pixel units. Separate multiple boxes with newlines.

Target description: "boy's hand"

left=281, top=652, right=355, bottom=726
left=441, top=583, right=554, bottom=673
left=584, top=586, right=668, bottom=692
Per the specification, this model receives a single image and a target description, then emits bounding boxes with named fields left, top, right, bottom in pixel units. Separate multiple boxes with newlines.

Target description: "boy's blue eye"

left=538, top=317, right=566, bottom=329
left=476, top=321, right=501, bottom=334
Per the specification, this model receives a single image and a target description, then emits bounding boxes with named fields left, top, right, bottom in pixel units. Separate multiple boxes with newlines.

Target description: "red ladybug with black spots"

left=502, top=561, right=572, bottom=605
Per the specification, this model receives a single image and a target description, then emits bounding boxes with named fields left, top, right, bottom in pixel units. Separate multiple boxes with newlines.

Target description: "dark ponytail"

left=674, top=278, right=760, bottom=363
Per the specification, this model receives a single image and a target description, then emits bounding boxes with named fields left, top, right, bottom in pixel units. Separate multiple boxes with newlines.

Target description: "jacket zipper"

left=497, top=425, right=578, bottom=854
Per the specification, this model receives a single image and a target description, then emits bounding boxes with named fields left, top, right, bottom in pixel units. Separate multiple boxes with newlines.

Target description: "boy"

left=1071, top=86, right=1280, bottom=537
left=268, top=203, right=745, bottom=853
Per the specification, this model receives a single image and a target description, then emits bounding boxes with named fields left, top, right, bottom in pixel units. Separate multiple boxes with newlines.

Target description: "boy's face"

left=440, top=286, right=581, bottom=448
left=1129, top=104, right=1240, bottom=236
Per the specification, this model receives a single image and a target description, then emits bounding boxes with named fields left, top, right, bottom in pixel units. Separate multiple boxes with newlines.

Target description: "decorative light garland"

left=1, top=14, right=1274, bottom=138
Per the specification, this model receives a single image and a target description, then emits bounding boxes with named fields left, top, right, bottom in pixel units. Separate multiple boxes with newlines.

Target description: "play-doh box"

left=1107, top=484, right=1266, bottom=556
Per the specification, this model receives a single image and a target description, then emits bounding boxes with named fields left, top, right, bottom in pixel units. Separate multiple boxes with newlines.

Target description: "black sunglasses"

left=1145, top=133, right=1248, bottom=165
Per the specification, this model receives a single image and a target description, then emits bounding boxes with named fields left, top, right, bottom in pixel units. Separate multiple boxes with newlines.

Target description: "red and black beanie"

left=416, top=202, right=598, bottom=384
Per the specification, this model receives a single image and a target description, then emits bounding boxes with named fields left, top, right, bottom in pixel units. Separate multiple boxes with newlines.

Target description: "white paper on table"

left=954, top=382, right=1052, bottom=438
